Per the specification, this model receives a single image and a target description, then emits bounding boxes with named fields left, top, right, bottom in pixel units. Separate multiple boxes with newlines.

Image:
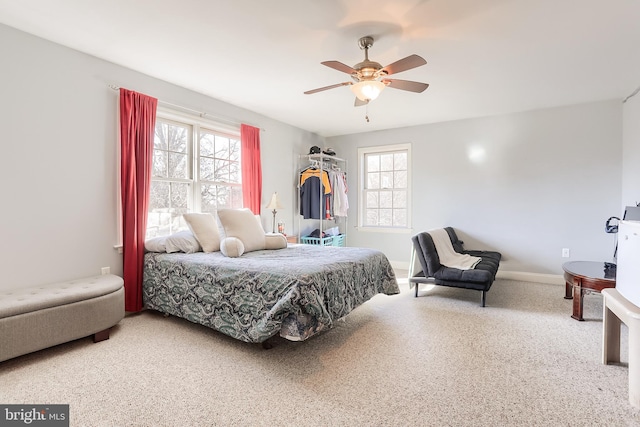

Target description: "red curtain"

left=120, top=89, right=158, bottom=312
left=241, top=124, right=262, bottom=214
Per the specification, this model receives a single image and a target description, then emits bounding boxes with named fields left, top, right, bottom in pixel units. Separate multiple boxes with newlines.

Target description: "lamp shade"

left=265, top=192, right=283, bottom=210
left=350, top=80, right=386, bottom=101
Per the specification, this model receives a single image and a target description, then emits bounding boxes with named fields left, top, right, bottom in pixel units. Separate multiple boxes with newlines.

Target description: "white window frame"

left=195, top=124, right=243, bottom=214
left=147, top=107, right=241, bottom=238
left=357, top=143, right=412, bottom=233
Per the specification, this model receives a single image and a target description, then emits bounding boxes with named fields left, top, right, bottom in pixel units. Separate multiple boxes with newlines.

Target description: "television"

left=616, top=220, right=640, bottom=308
left=624, top=205, right=640, bottom=221
left=609, top=206, right=640, bottom=263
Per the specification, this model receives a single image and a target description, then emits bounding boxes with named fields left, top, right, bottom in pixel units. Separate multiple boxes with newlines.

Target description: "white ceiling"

left=1, top=0, right=639, bottom=137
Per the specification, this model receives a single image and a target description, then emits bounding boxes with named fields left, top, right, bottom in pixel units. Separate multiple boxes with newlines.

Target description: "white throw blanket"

left=429, top=228, right=481, bottom=270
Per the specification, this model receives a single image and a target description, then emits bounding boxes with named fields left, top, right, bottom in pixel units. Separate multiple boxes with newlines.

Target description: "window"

left=358, top=143, right=411, bottom=229
left=146, top=112, right=242, bottom=238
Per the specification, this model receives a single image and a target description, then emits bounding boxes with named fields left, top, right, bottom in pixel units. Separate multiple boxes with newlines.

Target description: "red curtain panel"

left=119, top=89, right=157, bottom=312
left=240, top=124, right=262, bottom=214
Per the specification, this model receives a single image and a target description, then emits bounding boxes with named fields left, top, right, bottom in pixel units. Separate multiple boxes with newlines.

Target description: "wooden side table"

left=285, top=235, right=298, bottom=244
left=563, top=261, right=616, bottom=321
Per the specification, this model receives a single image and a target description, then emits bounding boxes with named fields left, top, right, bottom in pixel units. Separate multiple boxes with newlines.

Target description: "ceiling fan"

left=304, top=36, right=429, bottom=107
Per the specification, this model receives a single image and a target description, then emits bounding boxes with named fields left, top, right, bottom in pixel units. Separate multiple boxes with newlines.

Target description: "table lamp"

left=265, top=192, right=283, bottom=233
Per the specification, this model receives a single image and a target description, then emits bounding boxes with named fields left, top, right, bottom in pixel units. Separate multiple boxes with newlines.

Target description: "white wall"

left=622, top=91, right=640, bottom=209
left=0, top=24, right=321, bottom=291
left=328, top=100, right=623, bottom=275
left=2, top=22, right=632, bottom=289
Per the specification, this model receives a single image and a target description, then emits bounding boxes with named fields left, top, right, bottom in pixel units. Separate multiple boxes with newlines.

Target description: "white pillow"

left=217, top=208, right=266, bottom=253
left=183, top=213, right=221, bottom=253
left=145, top=236, right=167, bottom=252
left=165, top=231, right=202, bottom=254
left=254, top=215, right=265, bottom=232
left=220, top=237, right=245, bottom=258
left=265, top=233, right=287, bottom=250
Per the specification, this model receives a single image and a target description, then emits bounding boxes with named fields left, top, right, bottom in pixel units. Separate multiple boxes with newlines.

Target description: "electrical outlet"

left=101, top=267, right=110, bottom=275
left=562, top=248, right=570, bottom=258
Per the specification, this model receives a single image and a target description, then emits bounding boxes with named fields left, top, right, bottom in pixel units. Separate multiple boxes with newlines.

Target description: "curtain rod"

left=108, top=84, right=265, bottom=131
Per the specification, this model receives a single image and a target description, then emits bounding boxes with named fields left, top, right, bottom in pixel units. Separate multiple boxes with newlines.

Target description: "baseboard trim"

left=390, top=260, right=564, bottom=286
left=390, top=260, right=411, bottom=271
left=496, top=270, right=564, bottom=286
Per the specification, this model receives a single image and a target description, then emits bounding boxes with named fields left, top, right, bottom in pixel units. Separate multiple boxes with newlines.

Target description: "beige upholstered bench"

left=0, top=274, right=125, bottom=362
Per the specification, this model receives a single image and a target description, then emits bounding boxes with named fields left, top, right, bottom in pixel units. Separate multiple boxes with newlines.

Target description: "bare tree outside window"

left=199, top=131, right=242, bottom=214
left=146, top=117, right=242, bottom=239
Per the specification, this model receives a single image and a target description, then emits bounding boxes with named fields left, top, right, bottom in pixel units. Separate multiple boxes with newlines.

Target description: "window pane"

left=200, top=157, right=214, bottom=181
left=379, top=190, right=392, bottom=208
left=380, top=154, right=393, bottom=171
left=199, top=134, right=242, bottom=184
left=367, top=172, right=380, bottom=189
left=394, top=170, right=407, bottom=188
left=229, top=161, right=240, bottom=183
left=393, top=209, right=407, bottom=227
left=154, top=123, right=169, bottom=150
left=394, top=152, right=407, bottom=170
left=168, top=152, right=188, bottom=179
left=200, top=184, right=218, bottom=214
left=215, top=135, right=230, bottom=158
left=229, top=139, right=241, bottom=162
left=367, top=154, right=379, bottom=172
left=168, top=125, right=188, bottom=153
left=201, top=184, right=243, bottom=211
left=153, top=151, right=168, bottom=178
left=230, top=186, right=243, bottom=208
left=147, top=181, right=189, bottom=238
left=214, top=185, right=233, bottom=209
left=366, top=191, right=379, bottom=208
left=170, top=183, right=189, bottom=211
left=380, top=172, right=393, bottom=189
left=200, top=133, right=215, bottom=157
left=365, top=209, right=379, bottom=226
left=216, top=159, right=230, bottom=181
left=379, top=209, right=392, bottom=226
left=393, top=190, right=407, bottom=208
left=148, top=181, right=169, bottom=214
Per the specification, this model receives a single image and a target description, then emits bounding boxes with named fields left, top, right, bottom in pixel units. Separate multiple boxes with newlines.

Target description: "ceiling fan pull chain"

left=365, top=103, right=370, bottom=122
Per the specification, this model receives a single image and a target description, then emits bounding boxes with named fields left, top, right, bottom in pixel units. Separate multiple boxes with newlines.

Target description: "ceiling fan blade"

left=321, top=61, right=357, bottom=74
left=383, top=79, right=429, bottom=93
left=354, top=97, right=369, bottom=107
left=382, top=54, right=427, bottom=76
left=304, top=82, right=351, bottom=95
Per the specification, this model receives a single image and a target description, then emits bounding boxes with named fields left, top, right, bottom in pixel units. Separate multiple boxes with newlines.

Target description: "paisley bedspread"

left=143, top=244, right=400, bottom=343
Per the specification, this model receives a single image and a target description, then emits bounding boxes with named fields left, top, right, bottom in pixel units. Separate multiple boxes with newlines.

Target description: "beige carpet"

left=1, top=276, right=639, bottom=426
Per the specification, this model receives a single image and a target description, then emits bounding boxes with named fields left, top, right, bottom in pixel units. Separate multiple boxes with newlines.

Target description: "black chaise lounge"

left=410, top=227, right=501, bottom=307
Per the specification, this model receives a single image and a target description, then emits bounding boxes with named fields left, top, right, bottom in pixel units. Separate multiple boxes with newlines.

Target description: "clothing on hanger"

left=300, top=167, right=331, bottom=219
left=329, top=169, right=348, bottom=217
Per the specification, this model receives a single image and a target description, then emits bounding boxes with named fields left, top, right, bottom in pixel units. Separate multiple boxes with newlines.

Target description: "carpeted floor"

left=1, top=276, right=639, bottom=426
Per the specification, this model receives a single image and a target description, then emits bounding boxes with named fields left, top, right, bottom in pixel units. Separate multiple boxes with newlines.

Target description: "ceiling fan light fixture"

left=304, top=36, right=428, bottom=106
left=350, top=80, right=386, bottom=101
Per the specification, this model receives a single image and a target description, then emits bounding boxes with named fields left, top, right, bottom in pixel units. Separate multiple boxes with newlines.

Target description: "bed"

left=143, top=244, right=399, bottom=343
